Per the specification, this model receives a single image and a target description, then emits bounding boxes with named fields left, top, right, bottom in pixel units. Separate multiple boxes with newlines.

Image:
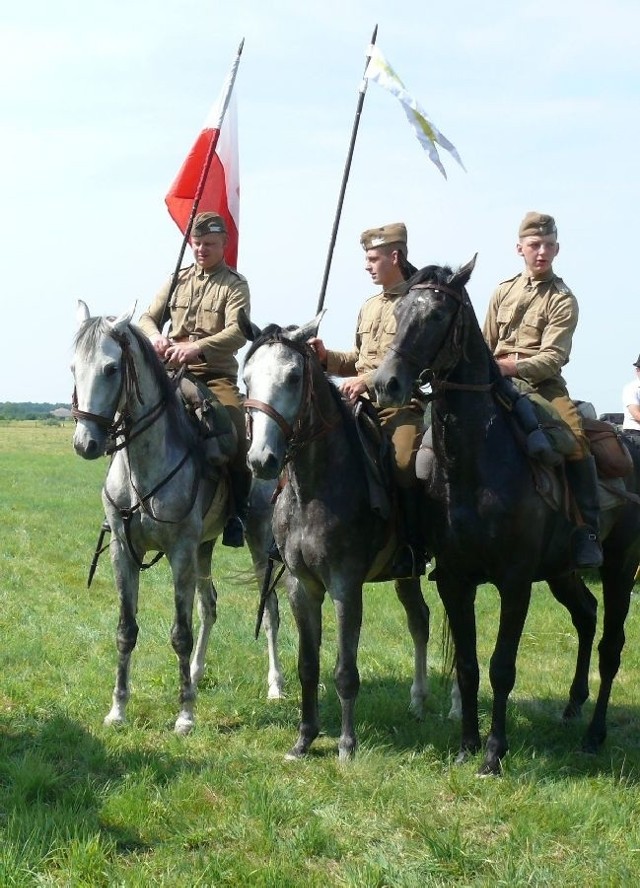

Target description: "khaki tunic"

left=139, top=261, right=251, bottom=468
left=483, top=270, right=587, bottom=456
left=325, top=283, right=423, bottom=487
left=139, top=261, right=250, bottom=388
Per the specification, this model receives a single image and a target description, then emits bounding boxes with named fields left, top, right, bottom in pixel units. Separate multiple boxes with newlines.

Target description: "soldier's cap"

left=360, top=222, right=408, bottom=255
left=191, top=212, right=227, bottom=237
left=633, top=354, right=640, bottom=368
left=518, top=211, right=557, bottom=239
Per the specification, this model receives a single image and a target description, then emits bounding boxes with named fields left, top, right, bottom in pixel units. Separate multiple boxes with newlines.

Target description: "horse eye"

left=104, top=364, right=118, bottom=378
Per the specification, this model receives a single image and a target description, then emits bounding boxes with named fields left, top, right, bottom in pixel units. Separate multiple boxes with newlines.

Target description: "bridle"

left=244, top=334, right=340, bottom=466
left=389, top=280, right=493, bottom=397
left=72, top=325, right=199, bottom=570
left=71, top=329, right=168, bottom=453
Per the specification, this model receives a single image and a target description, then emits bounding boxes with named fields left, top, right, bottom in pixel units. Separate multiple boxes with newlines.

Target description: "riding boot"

left=222, top=466, right=251, bottom=548
left=565, top=455, right=603, bottom=569
left=390, top=487, right=427, bottom=579
left=497, top=379, right=561, bottom=467
left=267, top=537, right=283, bottom=563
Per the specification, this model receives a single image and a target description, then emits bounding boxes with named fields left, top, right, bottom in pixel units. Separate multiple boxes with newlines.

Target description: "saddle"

left=172, top=370, right=237, bottom=475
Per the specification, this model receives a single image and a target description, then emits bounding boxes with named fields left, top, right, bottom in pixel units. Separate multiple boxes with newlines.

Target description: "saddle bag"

left=582, top=417, right=633, bottom=479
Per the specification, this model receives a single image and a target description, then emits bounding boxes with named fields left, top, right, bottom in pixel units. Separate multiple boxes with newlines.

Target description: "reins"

left=245, top=335, right=341, bottom=465
left=75, top=324, right=202, bottom=572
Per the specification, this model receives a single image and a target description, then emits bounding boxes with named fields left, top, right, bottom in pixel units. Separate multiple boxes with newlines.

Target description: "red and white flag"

left=165, top=46, right=242, bottom=267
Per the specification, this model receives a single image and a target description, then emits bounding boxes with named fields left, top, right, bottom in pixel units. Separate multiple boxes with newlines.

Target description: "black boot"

left=565, top=455, right=603, bottom=569
left=267, top=537, right=282, bottom=563
left=222, top=467, right=251, bottom=548
left=390, top=487, right=427, bottom=579
left=497, top=379, right=561, bottom=466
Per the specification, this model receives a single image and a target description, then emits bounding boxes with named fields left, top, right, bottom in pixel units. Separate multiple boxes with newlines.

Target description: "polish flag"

left=165, top=60, right=241, bottom=268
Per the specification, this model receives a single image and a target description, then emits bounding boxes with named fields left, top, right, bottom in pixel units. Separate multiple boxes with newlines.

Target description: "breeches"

left=202, top=376, right=248, bottom=472
left=376, top=404, right=424, bottom=488
left=533, top=378, right=589, bottom=459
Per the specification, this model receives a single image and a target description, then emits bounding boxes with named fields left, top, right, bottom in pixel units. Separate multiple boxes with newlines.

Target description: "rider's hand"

left=339, top=377, right=368, bottom=404
left=307, top=337, right=327, bottom=366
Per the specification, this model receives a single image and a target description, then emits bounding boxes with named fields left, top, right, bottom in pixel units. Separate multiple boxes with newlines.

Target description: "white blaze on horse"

left=241, top=311, right=431, bottom=761
left=71, top=301, right=283, bottom=735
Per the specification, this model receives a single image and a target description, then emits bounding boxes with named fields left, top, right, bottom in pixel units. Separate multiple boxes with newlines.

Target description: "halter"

left=244, top=334, right=340, bottom=466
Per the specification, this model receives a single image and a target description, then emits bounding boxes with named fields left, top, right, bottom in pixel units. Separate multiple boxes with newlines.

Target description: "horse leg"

left=285, top=575, right=323, bottom=760
left=547, top=573, right=598, bottom=719
left=437, top=574, right=481, bottom=763
left=104, top=543, right=139, bottom=727
left=190, top=539, right=217, bottom=687
left=483, top=583, right=532, bottom=776
left=245, top=488, right=285, bottom=700
left=168, top=549, right=198, bottom=735
left=248, top=549, right=285, bottom=700
left=331, top=585, right=364, bottom=761
left=582, top=554, right=635, bottom=753
left=394, top=578, right=430, bottom=719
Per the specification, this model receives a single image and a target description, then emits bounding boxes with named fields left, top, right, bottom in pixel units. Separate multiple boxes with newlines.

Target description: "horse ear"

left=450, top=253, right=478, bottom=290
left=238, top=307, right=263, bottom=342
left=110, top=302, right=137, bottom=335
left=76, top=300, right=90, bottom=327
left=288, top=310, right=326, bottom=344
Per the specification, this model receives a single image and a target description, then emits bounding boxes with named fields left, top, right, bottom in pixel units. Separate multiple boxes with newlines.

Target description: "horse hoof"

left=477, top=760, right=503, bottom=778
left=267, top=683, right=285, bottom=701
left=561, top=702, right=583, bottom=721
left=284, top=747, right=305, bottom=762
left=174, top=717, right=195, bottom=736
left=103, top=714, right=125, bottom=728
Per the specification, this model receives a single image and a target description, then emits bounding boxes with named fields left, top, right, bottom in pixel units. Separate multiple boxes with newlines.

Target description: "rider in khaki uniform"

left=138, top=211, right=251, bottom=548
left=309, top=222, right=426, bottom=578
left=483, top=211, right=602, bottom=568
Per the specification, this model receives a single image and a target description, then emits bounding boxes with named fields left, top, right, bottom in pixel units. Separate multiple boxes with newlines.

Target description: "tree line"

left=0, top=402, right=71, bottom=421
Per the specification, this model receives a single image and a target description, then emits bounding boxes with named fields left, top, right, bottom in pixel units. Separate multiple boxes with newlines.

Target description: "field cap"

left=634, top=354, right=640, bottom=368
left=518, top=211, right=557, bottom=238
left=192, top=212, right=227, bottom=237
left=360, top=222, right=408, bottom=254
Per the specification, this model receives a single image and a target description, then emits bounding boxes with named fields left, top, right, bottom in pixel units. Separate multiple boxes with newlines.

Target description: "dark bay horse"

left=373, top=259, right=640, bottom=775
left=71, top=302, right=284, bottom=733
left=240, top=312, right=431, bottom=760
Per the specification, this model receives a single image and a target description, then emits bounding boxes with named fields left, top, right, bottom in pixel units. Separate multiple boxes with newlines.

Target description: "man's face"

left=192, top=233, right=226, bottom=269
left=517, top=234, right=559, bottom=279
left=364, top=247, right=401, bottom=288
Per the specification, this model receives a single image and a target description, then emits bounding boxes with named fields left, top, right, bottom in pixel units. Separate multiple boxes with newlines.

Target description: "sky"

left=2, top=0, right=639, bottom=416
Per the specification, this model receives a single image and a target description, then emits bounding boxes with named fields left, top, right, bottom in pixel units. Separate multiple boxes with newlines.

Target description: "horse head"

left=240, top=309, right=325, bottom=480
left=71, top=300, right=141, bottom=459
left=373, top=256, right=477, bottom=408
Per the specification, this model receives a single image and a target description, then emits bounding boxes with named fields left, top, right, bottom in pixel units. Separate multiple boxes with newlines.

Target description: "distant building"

left=50, top=407, right=72, bottom=420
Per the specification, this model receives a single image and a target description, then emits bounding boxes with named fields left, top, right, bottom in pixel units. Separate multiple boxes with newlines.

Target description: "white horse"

left=71, top=301, right=283, bottom=735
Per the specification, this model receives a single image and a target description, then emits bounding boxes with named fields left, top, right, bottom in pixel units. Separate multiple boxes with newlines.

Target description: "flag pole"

left=316, top=25, right=378, bottom=315
left=162, top=39, right=245, bottom=321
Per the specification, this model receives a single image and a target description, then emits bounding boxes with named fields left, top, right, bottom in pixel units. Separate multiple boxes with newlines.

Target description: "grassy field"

left=1, top=422, right=639, bottom=886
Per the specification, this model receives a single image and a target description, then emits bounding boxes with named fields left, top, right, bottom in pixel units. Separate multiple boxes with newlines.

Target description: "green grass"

left=1, top=423, right=639, bottom=886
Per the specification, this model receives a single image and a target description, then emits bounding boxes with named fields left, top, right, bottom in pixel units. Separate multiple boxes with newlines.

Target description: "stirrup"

left=222, top=516, right=245, bottom=548
left=570, top=527, right=603, bottom=569
left=267, top=538, right=282, bottom=563
left=390, top=544, right=426, bottom=579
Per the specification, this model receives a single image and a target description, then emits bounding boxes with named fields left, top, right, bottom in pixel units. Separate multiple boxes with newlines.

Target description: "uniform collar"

left=523, top=268, right=555, bottom=287
left=196, top=259, right=227, bottom=279
left=382, top=280, right=407, bottom=297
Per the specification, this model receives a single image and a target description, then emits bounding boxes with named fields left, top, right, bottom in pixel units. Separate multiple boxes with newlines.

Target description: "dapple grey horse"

left=241, top=312, right=431, bottom=760
left=71, top=302, right=283, bottom=734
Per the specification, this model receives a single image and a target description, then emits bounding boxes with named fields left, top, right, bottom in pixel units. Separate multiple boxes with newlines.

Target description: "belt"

left=172, top=334, right=201, bottom=343
left=624, top=428, right=640, bottom=435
